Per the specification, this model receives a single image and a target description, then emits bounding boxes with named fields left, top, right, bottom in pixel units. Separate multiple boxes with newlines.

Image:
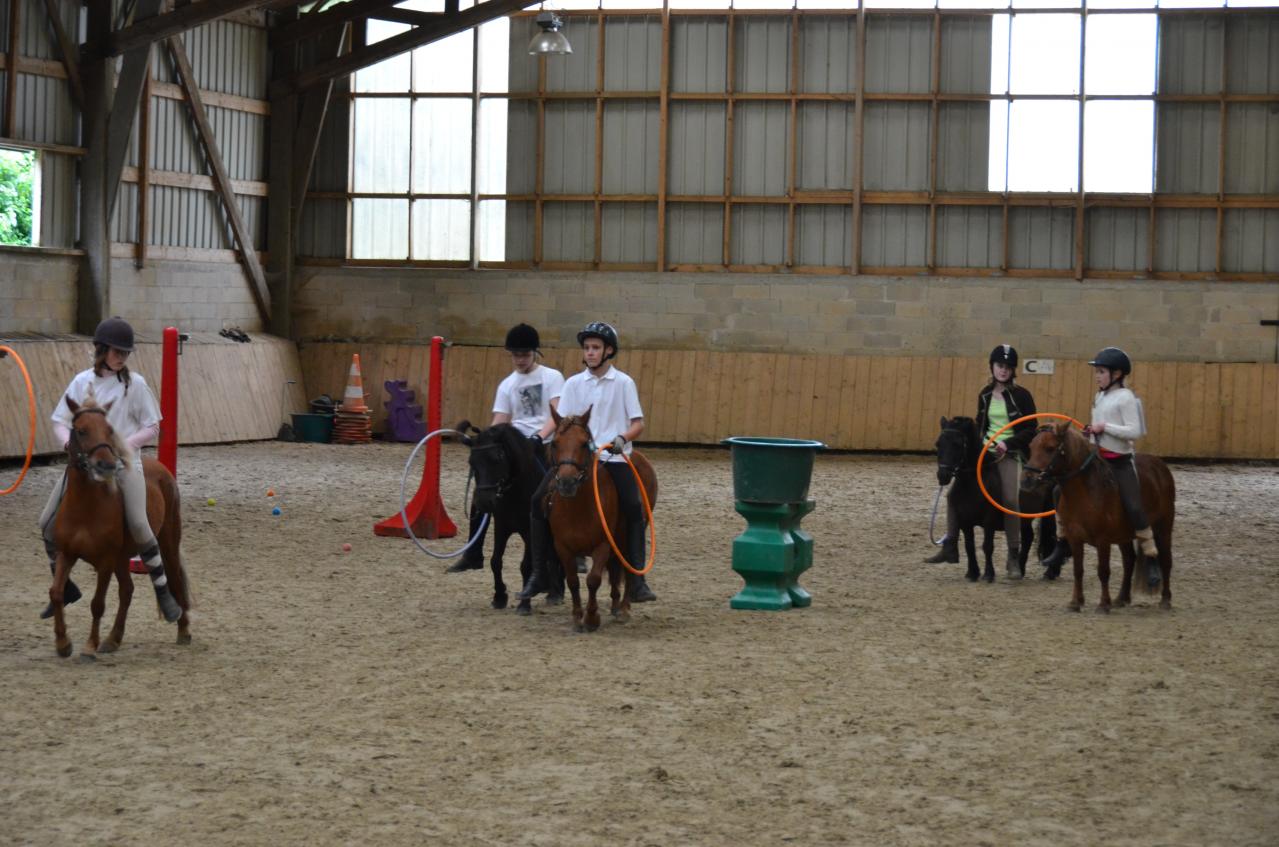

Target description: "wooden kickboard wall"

left=0, top=334, right=307, bottom=459
left=6, top=339, right=1276, bottom=460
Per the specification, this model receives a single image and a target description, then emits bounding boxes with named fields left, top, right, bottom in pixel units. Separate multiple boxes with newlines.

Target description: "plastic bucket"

left=292, top=413, right=334, bottom=444
left=723, top=436, right=826, bottom=503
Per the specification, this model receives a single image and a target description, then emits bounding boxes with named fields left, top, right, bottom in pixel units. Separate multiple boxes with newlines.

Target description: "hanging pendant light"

left=528, top=11, right=572, bottom=55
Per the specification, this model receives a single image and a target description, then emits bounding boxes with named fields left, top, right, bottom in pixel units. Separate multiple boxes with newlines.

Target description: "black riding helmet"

left=577, top=321, right=619, bottom=360
left=989, top=344, right=1018, bottom=369
left=1088, top=346, right=1132, bottom=376
left=504, top=322, right=540, bottom=353
left=93, top=316, right=135, bottom=352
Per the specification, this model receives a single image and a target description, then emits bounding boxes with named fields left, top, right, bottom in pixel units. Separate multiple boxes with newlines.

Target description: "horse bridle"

left=551, top=418, right=597, bottom=488
left=469, top=441, right=515, bottom=501
left=1023, top=425, right=1096, bottom=486
left=68, top=407, right=122, bottom=472
left=936, top=428, right=974, bottom=478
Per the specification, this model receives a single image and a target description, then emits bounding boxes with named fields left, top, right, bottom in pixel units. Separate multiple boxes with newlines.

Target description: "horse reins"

left=551, top=419, right=596, bottom=486
left=68, top=408, right=122, bottom=472
left=1023, top=425, right=1096, bottom=487
left=469, top=442, right=515, bottom=501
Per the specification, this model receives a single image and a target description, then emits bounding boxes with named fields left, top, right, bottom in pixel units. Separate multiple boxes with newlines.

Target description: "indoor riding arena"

left=1, top=2, right=1276, bottom=845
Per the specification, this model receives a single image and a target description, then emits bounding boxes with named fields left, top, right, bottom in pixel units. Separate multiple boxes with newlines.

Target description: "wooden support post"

left=78, top=0, right=114, bottom=335
left=41, top=0, right=84, bottom=111
left=167, top=35, right=271, bottom=323
left=107, top=0, right=165, bottom=222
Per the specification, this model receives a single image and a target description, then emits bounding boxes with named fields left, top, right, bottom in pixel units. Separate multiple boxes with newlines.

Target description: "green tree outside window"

left=0, top=149, right=36, bottom=246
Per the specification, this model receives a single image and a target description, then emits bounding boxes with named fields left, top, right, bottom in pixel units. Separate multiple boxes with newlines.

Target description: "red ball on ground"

left=342, top=543, right=352, bottom=552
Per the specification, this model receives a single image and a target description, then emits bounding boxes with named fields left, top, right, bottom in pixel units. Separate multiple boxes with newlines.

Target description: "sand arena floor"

left=1, top=441, right=1276, bottom=846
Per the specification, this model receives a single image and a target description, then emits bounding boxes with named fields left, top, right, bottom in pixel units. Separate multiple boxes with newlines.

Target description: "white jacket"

left=1091, top=387, right=1146, bottom=455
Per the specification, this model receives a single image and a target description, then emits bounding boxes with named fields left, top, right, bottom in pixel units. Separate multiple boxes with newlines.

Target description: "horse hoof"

left=79, top=653, right=97, bottom=664
left=1160, top=600, right=1172, bottom=611
left=586, top=622, right=600, bottom=632
left=176, top=633, right=192, bottom=645
left=56, top=642, right=72, bottom=658
left=965, top=573, right=978, bottom=583
left=1096, top=605, right=1110, bottom=614
left=516, top=602, right=532, bottom=617
left=99, top=640, right=119, bottom=654
left=614, top=611, right=630, bottom=624
left=491, top=594, right=509, bottom=610
left=983, top=574, right=994, bottom=584
left=1068, top=604, right=1081, bottom=613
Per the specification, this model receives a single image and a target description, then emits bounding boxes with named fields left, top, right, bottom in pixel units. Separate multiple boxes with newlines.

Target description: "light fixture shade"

left=528, top=29, right=572, bottom=55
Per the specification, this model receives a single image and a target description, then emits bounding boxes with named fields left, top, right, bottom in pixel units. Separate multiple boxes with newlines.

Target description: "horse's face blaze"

left=551, top=417, right=591, bottom=498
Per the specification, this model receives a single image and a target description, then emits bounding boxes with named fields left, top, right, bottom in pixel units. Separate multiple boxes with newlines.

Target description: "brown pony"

left=546, top=408, right=658, bottom=632
left=48, top=394, right=192, bottom=660
left=1021, top=420, right=1175, bottom=612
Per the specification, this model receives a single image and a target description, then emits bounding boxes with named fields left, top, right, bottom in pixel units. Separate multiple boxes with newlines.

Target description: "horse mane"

left=76, top=389, right=134, bottom=465
left=1059, top=422, right=1114, bottom=494
left=486, top=423, right=541, bottom=482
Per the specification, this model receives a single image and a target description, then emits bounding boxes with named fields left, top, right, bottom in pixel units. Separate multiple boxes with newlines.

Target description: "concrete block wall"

left=0, top=249, right=78, bottom=334
left=294, top=266, right=1279, bottom=364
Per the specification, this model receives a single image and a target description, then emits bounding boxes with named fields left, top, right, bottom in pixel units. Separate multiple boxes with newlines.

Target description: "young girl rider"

left=925, top=344, right=1038, bottom=578
left=448, top=323, right=563, bottom=574
left=518, top=321, right=656, bottom=604
left=37, top=317, right=183, bottom=622
left=1086, top=348, right=1158, bottom=552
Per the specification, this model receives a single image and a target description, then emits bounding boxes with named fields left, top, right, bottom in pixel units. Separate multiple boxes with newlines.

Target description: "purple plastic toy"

left=383, top=379, right=427, bottom=443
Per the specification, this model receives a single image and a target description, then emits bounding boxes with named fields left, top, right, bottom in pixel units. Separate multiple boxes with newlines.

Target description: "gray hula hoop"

left=400, top=428, right=490, bottom=560
left=928, top=485, right=947, bottom=546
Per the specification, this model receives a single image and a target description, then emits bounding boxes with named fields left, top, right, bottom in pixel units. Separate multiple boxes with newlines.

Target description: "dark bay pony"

left=1021, top=420, right=1176, bottom=612
left=49, top=395, right=192, bottom=659
left=457, top=420, right=558, bottom=614
left=934, top=416, right=1055, bottom=582
left=545, top=408, right=658, bottom=632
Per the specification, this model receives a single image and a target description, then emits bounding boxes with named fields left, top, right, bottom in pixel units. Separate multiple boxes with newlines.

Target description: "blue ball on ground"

left=272, top=507, right=282, bottom=516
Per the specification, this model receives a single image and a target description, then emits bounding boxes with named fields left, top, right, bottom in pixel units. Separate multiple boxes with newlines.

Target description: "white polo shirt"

left=492, top=364, right=565, bottom=437
left=51, top=368, right=162, bottom=442
left=556, top=365, right=643, bottom=463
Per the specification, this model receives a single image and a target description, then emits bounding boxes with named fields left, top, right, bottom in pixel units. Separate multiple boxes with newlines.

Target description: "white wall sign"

left=1023, top=358, right=1055, bottom=375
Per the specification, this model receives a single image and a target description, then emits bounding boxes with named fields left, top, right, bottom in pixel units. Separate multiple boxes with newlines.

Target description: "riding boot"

left=139, top=542, right=183, bottom=623
left=446, top=509, right=487, bottom=573
left=1041, top=537, right=1071, bottom=580
left=628, top=570, right=657, bottom=603
left=39, top=547, right=80, bottom=620
left=1004, top=546, right=1022, bottom=579
left=543, top=556, right=565, bottom=606
left=623, top=523, right=655, bottom=603
left=517, top=516, right=554, bottom=600
left=923, top=537, right=959, bottom=564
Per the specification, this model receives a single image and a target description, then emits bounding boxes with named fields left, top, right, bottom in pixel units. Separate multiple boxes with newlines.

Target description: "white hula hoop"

left=400, top=428, right=490, bottom=560
left=928, top=484, right=947, bottom=546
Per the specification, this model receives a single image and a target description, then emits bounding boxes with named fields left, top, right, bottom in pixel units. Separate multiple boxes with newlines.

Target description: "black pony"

left=933, top=416, right=1056, bottom=583
left=457, top=421, right=561, bottom=615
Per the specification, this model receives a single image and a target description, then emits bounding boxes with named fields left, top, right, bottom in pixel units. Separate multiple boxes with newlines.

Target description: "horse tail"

left=162, top=475, right=196, bottom=612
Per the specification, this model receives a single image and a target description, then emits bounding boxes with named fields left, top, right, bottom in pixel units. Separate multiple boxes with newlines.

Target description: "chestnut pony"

left=1021, top=420, right=1175, bottom=612
left=545, top=408, right=658, bottom=632
left=48, top=394, right=193, bottom=659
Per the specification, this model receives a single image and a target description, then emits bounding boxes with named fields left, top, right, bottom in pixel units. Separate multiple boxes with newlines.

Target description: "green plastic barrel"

left=723, top=436, right=826, bottom=504
left=292, top=413, right=334, bottom=443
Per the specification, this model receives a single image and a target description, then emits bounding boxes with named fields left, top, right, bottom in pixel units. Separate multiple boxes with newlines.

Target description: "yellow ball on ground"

left=207, top=498, right=216, bottom=506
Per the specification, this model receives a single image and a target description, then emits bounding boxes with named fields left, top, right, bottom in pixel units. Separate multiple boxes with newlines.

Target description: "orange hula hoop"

left=0, top=345, right=37, bottom=496
left=590, top=446, right=657, bottom=576
left=976, top=412, right=1084, bottom=519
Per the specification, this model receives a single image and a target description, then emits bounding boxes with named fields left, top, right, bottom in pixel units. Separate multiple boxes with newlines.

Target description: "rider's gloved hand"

left=608, top=435, right=626, bottom=455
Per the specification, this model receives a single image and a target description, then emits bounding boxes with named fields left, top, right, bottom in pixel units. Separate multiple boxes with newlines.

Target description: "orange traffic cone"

left=333, top=353, right=373, bottom=443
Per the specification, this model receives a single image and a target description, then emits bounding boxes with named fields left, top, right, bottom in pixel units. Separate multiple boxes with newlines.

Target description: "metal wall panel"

left=796, top=205, right=851, bottom=267
left=1154, top=208, right=1215, bottom=272
left=207, top=105, right=266, bottom=181
left=602, top=100, right=659, bottom=193
left=730, top=204, right=786, bottom=265
left=1225, top=14, right=1279, bottom=95
left=505, top=100, right=537, bottom=195
left=666, top=203, right=723, bottom=264
left=1086, top=207, right=1148, bottom=272
left=797, top=102, right=853, bottom=191
left=734, top=16, right=790, bottom=94
left=112, top=182, right=138, bottom=243
left=1225, top=104, right=1279, bottom=194
left=504, top=200, right=535, bottom=262
left=310, top=81, right=350, bottom=192
left=545, top=17, right=599, bottom=92
left=1156, top=103, right=1218, bottom=194
left=542, top=201, right=593, bottom=262
left=601, top=202, right=657, bottom=263
left=604, top=16, right=661, bottom=91
left=151, top=97, right=201, bottom=174
left=865, top=15, right=931, bottom=95
left=667, top=102, right=725, bottom=195
left=936, top=206, right=1000, bottom=269
left=1222, top=209, right=1279, bottom=274
left=799, top=16, right=855, bottom=94
left=39, top=150, right=75, bottom=247
left=15, top=74, right=75, bottom=145
left=298, top=198, right=348, bottom=259
left=183, top=21, right=268, bottom=98
left=1158, top=14, right=1223, bottom=96
left=863, top=102, right=930, bottom=191
left=507, top=17, right=538, bottom=92
left=733, top=101, right=788, bottom=196
left=1007, top=207, right=1073, bottom=270
left=543, top=102, right=595, bottom=193
left=937, top=102, right=988, bottom=192
left=862, top=205, right=927, bottom=267
left=939, top=16, right=991, bottom=95
left=670, top=16, right=727, bottom=93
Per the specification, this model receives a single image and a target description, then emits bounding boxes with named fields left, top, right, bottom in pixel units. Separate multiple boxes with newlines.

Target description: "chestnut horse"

left=545, top=408, right=658, bottom=632
left=1021, top=420, right=1175, bottom=612
left=48, top=395, right=193, bottom=659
